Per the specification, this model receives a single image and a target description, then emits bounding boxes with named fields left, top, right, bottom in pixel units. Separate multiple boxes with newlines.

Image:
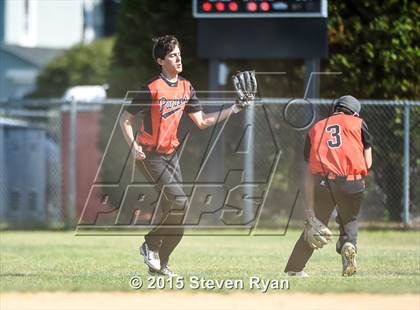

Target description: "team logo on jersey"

left=159, top=95, right=189, bottom=119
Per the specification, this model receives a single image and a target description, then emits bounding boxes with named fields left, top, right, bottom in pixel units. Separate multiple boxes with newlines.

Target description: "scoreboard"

left=193, top=0, right=328, bottom=59
left=193, top=0, right=327, bottom=18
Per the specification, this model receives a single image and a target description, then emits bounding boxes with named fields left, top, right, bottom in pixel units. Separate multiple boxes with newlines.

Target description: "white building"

left=0, top=0, right=105, bottom=100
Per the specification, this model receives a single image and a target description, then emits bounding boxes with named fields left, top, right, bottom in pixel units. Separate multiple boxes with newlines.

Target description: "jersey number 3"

left=326, top=125, right=342, bottom=148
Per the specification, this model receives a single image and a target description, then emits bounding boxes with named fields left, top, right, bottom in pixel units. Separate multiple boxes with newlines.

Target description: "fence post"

left=66, top=99, right=77, bottom=228
left=244, top=107, right=255, bottom=225
left=402, top=101, right=411, bottom=227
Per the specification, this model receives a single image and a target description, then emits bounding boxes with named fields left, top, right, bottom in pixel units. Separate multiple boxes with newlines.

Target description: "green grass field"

left=0, top=230, right=419, bottom=293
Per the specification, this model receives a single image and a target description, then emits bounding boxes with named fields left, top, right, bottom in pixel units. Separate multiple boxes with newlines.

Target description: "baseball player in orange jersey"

left=119, top=35, right=257, bottom=276
left=284, top=95, right=373, bottom=277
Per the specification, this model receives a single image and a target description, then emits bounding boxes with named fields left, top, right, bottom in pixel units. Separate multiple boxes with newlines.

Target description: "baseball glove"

left=304, top=216, right=333, bottom=249
left=232, top=70, right=257, bottom=112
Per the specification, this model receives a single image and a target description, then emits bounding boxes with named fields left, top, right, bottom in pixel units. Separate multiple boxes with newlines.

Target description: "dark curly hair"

left=152, top=35, right=180, bottom=63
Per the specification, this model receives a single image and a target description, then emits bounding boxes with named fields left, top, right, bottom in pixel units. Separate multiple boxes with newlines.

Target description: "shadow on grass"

left=0, top=273, right=38, bottom=277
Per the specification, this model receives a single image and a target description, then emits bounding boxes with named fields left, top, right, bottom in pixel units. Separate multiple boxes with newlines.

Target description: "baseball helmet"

left=335, top=95, right=361, bottom=115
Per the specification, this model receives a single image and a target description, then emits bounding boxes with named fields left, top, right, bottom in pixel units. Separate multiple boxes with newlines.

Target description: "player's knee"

left=165, top=192, right=188, bottom=210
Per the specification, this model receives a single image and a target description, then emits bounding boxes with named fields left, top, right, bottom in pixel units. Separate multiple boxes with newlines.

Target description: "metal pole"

left=208, top=59, right=220, bottom=92
left=403, top=101, right=410, bottom=227
left=304, top=58, right=320, bottom=98
left=244, top=107, right=254, bottom=225
left=67, top=99, right=77, bottom=228
left=208, top=59, right=224, bottom=225
left=294, top=59, right=320, bottom=217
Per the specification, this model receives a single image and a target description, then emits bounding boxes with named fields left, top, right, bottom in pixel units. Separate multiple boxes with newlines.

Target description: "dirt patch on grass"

left=1, top=292, right=419, bottom=310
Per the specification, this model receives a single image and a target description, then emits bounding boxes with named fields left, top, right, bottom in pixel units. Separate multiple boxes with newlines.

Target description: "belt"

left=142, top=145, right=156, bottom=152
left=324, top=173, right=363, bottom=181
left=141, top=144, right=175, bottom=156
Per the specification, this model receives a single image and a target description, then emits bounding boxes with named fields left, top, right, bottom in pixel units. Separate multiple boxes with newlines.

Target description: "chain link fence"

left=0, top=100, right=63, bottom=228
left=0, top=98, right=418, bottom=229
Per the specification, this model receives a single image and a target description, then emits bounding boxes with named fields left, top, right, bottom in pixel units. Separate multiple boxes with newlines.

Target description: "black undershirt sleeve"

left=185, top=85, right=203, bottom=114
left=361, top=120, right=373, bottom=149
left=125, top=86, right=152, bottom=115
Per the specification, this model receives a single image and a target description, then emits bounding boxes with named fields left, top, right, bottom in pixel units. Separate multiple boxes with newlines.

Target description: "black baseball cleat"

left=140, top=242, right=161, bottom=271
left=148, top=264, right=178, bottom=277
left=341, top=242, right=357, bottom=277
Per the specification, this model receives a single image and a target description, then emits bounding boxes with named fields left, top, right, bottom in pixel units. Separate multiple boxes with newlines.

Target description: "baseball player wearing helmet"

left=284, top=95, right=373, bottom=277
left=119, top=35, right=256, bottom=276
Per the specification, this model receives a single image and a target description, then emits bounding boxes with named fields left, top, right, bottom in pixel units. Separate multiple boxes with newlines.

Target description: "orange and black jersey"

left=304, top=113, right=372, bottom=176
left=126, top=74, right=202, bottom=154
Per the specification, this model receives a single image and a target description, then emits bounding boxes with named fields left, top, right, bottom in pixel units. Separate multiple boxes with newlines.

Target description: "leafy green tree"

left=31, top=39, right=114, bottom=98
left=325, top=1, right=419, bottom=99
